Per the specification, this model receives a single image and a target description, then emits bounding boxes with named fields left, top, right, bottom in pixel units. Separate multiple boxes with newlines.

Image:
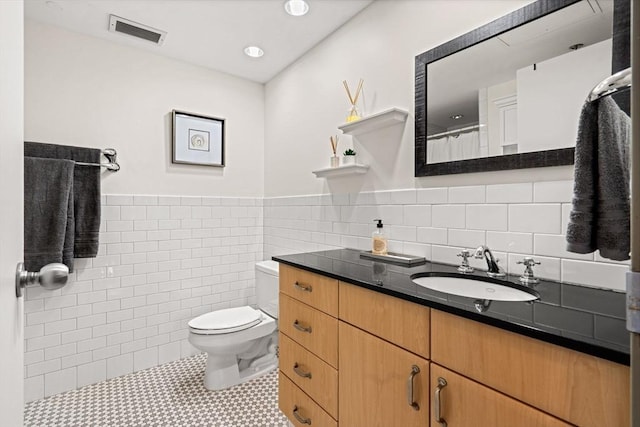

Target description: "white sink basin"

left=412, top=275, right=538, bottom=302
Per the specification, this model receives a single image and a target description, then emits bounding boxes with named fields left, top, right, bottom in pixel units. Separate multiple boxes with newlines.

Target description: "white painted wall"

left=0, top=0, right=25, bottom=424
left=25, top=20, right=265, bottom=197
left=264, top=0, right=575, bottom=197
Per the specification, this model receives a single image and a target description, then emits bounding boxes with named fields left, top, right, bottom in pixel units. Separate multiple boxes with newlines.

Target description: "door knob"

left=16, top=262, right=69, bottom=298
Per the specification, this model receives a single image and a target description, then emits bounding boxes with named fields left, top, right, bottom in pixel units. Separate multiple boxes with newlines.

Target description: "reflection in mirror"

left=415, top=0, right=630, bottom=177
left=426, top=0, right=613, bottom=164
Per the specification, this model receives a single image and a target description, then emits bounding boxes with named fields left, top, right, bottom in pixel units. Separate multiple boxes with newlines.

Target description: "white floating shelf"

left=312, top=164, right=370, bottom=178
left=338, top=107, right=408, bottom=137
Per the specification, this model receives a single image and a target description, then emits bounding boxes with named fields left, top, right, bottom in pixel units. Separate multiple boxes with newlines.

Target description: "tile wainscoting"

left=24, top=194, right=263, bottom=402
left=264, top=181, right=629, bottom=290
left=24, top=180, right=630, bottom=402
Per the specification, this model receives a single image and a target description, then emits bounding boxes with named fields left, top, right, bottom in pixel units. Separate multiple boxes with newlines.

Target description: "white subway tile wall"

left=25, top=181, right=629, bottom=401
left=264, top=181, right=628, bottom=289
left=24, top=195, right=263, bottom=402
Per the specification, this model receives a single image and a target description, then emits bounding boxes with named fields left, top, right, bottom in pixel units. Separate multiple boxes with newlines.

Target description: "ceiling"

left=24, top=0, right=373, bottom=83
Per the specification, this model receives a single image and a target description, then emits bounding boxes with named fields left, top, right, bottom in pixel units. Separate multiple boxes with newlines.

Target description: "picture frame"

left=172, top=110, right=225, bottom=167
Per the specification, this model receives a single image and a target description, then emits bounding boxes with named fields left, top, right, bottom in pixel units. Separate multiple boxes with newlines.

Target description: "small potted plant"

left=342, top=148, right=357, bottom=165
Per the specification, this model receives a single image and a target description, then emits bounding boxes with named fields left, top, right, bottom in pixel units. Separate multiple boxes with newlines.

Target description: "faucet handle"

left=517, top=257, right=540, bottom=285
left=457, top=249, right=471, bottom=259
left=456, top=250, right=474, bottom=273
left=517, top=257, right=540, bottom=267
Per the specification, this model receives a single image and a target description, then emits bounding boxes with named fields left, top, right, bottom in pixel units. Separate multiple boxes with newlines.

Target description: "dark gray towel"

left=566, top=96, right=631, bottom=261
left=25, top=141, right=101, bottom=257
left=24, top=157, right=75, bottom=272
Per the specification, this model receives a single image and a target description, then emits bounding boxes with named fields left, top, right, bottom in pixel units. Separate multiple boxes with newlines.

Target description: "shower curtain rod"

left=426, top=124, right=484, bottom=140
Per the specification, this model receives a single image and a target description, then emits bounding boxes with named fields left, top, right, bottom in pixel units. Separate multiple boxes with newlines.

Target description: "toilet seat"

left=189, top=306, right=263, bottom=335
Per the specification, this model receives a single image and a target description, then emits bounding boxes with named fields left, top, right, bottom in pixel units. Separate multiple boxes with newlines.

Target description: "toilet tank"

left=256, top=260, right=279, bottom=319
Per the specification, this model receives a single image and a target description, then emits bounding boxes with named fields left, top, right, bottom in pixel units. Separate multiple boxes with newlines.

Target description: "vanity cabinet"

left=278, top=265, right=630, bottom=427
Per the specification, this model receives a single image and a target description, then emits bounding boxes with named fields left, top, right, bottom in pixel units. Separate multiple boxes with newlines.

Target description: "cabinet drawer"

left=280, top=293, right=338, bottom=367
left=279, top=373, right=338, bottom=427
left=280, top=264, right=338, bottom=316
left=431, top=310, right=629, bottom=427
left=339, top=282, right=430, bottom=359
left=279, top=333, right=338, bottom=418
left=431, top=364, right=570, bottom=427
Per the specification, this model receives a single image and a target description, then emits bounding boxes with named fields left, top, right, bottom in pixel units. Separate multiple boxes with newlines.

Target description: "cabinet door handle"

left=294, top=281, right=313, bottom=292
left=292, top=405, right=312, bottom=425
left=293, top=320, right=312, bottom=333
left=435, top=377, right=448, bottom=426
left=406, top=365, right=420, bottom=411
left=293, top=363, right=312, bottom=379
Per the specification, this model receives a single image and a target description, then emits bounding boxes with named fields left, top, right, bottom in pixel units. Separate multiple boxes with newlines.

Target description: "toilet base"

left=203, top=351, right=278, bottom=391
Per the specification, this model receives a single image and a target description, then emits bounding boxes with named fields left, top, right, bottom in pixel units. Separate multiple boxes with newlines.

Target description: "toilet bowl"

left=188, top=260, right=279, bottom=390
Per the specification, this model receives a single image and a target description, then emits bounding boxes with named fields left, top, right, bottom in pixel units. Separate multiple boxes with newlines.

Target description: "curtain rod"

left=427, top=124, right=484, bottom=140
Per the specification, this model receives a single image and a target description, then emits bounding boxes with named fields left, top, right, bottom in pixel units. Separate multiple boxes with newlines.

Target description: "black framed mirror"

left=414, top=0, right=629, bottom=177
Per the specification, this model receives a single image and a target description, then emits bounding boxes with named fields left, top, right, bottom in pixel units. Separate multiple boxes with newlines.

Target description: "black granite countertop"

left=273, top=248, right=630, bottom=365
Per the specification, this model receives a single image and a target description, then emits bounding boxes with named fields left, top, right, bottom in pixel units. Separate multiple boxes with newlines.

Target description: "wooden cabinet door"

left=339, top=321, right=429, bottom=427
left=431, top=310, right=629, bottom=427
left=430, top=364, right=571, bottom=427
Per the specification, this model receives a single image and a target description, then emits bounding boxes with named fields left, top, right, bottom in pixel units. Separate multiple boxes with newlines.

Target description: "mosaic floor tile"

left=24, top=354, right=289, bottom=427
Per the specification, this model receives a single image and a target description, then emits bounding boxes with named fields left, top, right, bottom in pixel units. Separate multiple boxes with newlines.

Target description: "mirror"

left=415, top=0, right=628, bottom=176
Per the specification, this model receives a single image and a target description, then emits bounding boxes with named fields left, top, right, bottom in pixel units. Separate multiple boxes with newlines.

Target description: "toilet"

left=188, top=260, right=279, bottom=390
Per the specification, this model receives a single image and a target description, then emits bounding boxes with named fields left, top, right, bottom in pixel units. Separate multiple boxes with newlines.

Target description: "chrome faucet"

left=474, top=245, right=505, bottom=277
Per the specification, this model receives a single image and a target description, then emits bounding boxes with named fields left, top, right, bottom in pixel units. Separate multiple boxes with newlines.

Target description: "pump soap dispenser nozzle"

left=372, top=219, right=388, bottom=256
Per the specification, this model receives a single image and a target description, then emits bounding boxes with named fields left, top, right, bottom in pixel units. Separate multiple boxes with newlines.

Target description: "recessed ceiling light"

left=244, top=46, right=264, bottom=58
left=450, top=114, right=464, bottom=120
left=284, top=0, right=309, bottom=16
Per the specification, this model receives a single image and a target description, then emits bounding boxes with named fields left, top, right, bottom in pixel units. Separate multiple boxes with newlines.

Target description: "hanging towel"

left=566, top=96, right=631, bottom=261
left=24, top=141, right=102, bottom=258
left=24, top=157, right=75, bottom=272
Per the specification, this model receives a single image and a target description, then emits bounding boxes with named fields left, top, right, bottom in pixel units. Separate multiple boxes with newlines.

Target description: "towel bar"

left=74, top=148, right=120, bottom=171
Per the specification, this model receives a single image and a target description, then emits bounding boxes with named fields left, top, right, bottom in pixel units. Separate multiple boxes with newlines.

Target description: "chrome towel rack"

left=75, top=148, right=120, bottom=171
left=588, top=67, right=632, bottom=102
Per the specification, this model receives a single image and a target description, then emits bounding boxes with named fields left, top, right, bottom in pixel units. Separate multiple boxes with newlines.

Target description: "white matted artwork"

left=172, top=110, right=225, bottom=167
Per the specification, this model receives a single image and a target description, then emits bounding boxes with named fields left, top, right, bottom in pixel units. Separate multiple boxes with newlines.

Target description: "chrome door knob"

left=16, top=262, right=69, bottom=298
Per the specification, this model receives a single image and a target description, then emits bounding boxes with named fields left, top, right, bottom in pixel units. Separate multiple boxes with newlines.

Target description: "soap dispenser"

left=372, top=219, right=388, bottom=255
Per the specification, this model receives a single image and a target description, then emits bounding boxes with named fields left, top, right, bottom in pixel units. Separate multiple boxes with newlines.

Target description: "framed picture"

left=172, top=110, right=225, bottom=167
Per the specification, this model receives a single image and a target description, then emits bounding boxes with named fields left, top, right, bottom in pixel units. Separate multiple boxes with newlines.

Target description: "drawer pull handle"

left=292, top=405, right=312, bottom=425
left=293, top=320, right=312, bottom=333
left=294, top=282, right=313, bottom=292
left=407, top=365, right=420, bottom=411
left=435, top=377, right=448, bottom=426
left=293, top=363, right=312, bottom=379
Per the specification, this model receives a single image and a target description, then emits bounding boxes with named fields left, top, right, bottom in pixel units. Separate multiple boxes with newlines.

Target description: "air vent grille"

left=109, top=15, right=166, bottom=45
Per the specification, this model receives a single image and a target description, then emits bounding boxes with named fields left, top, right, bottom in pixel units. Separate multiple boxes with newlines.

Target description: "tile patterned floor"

left=24, top=354, right=290, bottom=427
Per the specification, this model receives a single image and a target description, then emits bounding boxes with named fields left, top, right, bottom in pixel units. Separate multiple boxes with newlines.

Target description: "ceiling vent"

left=108, top=15, right=166, bottom=45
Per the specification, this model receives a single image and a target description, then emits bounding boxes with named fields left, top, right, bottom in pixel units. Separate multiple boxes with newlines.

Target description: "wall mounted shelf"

left=338, top=107, right=408, bottom=137
left=312, top=164, right=369, bottom=178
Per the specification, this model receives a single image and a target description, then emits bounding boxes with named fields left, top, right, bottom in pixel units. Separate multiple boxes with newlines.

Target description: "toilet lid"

left=188, top=306, right=262, bottom=333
